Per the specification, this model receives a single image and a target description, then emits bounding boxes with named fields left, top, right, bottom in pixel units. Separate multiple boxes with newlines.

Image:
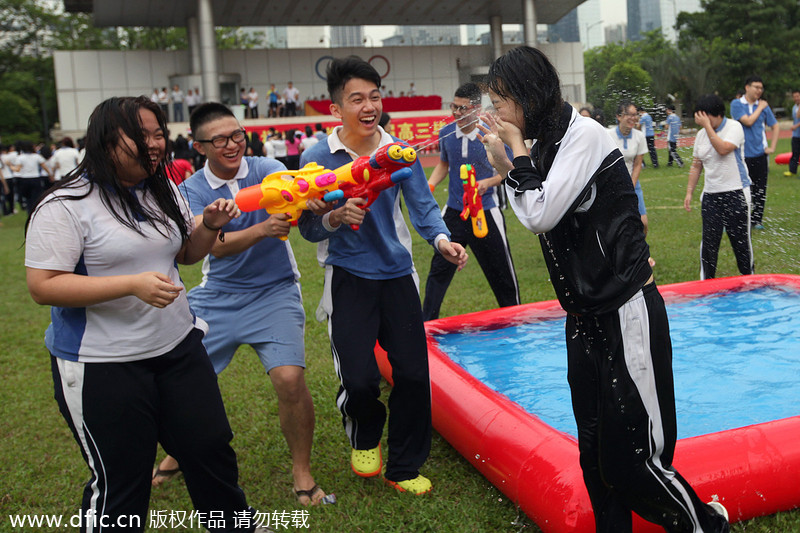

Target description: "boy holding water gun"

left=155, top=102, right=328, bottom=506
left=423, top=82, right=520, bottom=321
left=298, top=56, right=467, bottom=495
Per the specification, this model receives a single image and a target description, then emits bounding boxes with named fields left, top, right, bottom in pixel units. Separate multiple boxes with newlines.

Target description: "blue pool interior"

left=433, top=286, right=800, bottom=439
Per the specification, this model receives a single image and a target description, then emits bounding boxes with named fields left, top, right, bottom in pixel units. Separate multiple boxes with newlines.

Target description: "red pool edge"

left=375, top=274, right=800, bottom=532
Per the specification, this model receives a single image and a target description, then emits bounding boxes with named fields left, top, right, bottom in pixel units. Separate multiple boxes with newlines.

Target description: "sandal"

left=293, top=484, right=325, bottom=506
left=151, top=466, right=181, bottom=487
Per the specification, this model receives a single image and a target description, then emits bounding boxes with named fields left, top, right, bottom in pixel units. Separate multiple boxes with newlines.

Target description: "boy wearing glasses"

left=156, top=102, right=328, bottom=506
left=423, top=82, right=519, bottom=320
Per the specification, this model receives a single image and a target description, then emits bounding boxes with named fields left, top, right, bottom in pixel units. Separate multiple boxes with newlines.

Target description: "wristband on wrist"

left=202, top=218, right=225, bottom=242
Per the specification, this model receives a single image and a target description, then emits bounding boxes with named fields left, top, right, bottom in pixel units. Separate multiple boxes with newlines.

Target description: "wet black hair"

left=454, top=82, right=482, bottom=105
left=694, top=94, right=726, bottom=118
left=486, top=46, right=563, bottom=140
left=26, top=96, right=189, bottom=243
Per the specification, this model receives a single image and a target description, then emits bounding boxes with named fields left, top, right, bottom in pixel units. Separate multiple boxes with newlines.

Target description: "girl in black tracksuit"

left=479, top=46, right=730, bottom=533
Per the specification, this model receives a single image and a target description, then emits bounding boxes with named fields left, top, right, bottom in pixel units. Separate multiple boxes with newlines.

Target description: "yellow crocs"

left=385, top=474, right=432, bottom=495
left=351, top=444, right=382, bottom=477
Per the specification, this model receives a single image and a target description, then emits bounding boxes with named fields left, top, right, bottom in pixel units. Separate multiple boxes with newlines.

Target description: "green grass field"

left=1, top=140, right=799, bottom=532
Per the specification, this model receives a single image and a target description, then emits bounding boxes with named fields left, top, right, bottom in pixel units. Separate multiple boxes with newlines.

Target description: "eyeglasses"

left=450, top=103, right=477, bottom=114
left=196, top=129, right=247, bottom=148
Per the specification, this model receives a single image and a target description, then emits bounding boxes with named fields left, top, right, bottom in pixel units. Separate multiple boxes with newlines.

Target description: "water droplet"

left=475, top=454, right=480, bottom=460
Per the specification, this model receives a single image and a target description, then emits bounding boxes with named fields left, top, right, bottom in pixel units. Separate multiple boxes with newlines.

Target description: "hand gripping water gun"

left=322, top=141, right=417, bottom=230
left=459, top=163, right=488, bottom=238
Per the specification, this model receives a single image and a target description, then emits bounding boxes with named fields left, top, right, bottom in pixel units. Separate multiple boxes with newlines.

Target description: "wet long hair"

left=486, top=46, right=563, bottom=142
left=26, top=96, right=189, bottom=243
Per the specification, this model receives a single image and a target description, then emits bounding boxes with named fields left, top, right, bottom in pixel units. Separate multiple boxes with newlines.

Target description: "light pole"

left=583, top=20, right=604, bottom=50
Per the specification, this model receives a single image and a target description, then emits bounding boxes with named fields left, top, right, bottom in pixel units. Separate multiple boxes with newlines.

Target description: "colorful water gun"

left=322, top=142, right=417, bottom=230
left=235, top=142, right=417, bottom=235
left=459, top=163, right=488, bottom=238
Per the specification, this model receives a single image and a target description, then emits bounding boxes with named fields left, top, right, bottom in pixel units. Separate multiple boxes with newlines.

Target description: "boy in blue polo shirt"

left=665, top=105, right=683, bottom=167
left=154, top=102, right=328, bottom=506
left=783, top=89, right=800, bottom=177
left=424, top=82, right=519, bottom=321
left=730, top=76, right=779, bottom=229
left=637, top=106, right=658, bottom=168
left=298, top=56, right=467, bottom=495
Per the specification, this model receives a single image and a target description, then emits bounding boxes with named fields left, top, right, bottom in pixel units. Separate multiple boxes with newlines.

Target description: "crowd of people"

left=14, top=45, right=800, bottom=532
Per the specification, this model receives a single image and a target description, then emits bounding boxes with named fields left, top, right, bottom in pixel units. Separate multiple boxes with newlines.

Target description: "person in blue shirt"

left=299, top=56, right=467, bottom=495
left=785, top=89, right=800, bottom=177
left=665, top=104, right=683, bottom=167
left=154, top=102, right=329, bottom=506
left=637, top=106, right=659, bottom=168
left=423, top=82, right=520, bottom=320
left=730, top=76, right=780, bottom=229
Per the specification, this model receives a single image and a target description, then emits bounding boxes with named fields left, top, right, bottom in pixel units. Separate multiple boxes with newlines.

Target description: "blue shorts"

left=188, top=279, right=306, bottom=374
left=634, top=181, right=647, bottom=215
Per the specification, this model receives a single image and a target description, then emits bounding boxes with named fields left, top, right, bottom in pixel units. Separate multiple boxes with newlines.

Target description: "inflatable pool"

left=375, top=274, right=800, bottom=532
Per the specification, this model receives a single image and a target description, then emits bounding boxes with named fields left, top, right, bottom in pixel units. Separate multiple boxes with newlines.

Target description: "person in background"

left=783, top=89, right=800, bottom=177
left=283, top=82, right=299, bottom=117
left=166, top=135, right=195, bottom=185
left=24, top=95, right=271, bottom=533
left=247, top=87, right=259, bottom=119
left=313, top=123, right=327, bottom=141
left=299, top=125, right=319, bottom=155
left=51, top=137, right=82, bottom=181
left=11, top=140, right=52, bottom=215
left=684, top=94, right=753, bottom=279
left=730, top=76, right=779, bottom=230
left=284, top=129, right=301, bottom=170
left=637, top=106, right=659, bottom=168
left=158, top=87, right=170, bottom=120
left=478, top=45, right=730, bottom=533
left=609, top=101, right=650, bottom=236
left=424, top=82, right=519, bottom=321
left=665, top=104, right=684, bottom=167
left=298, top=55, right=467, bottom=496
left=172, top=84, right=185, bottom=123
left=267, top=84, right=280, bottom=118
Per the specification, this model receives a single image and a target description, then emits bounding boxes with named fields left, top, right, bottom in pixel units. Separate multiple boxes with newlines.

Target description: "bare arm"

left=736, top=100, right=767, bottom=127
left=765, top=123, right=780, bottom=155
left=630, top=155, right=644, bottom=186
left=27, top=268, right=183, bottom=309
left=199, top=212, right=291, bottom=258
left=684, top=158, right=703, bottom=212
left=695, top=112, right=737, bottom=156
left=176, top=198, right=240, bottom=264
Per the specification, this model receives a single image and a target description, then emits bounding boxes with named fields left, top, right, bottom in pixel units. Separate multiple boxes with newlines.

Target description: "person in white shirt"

left=247, top=87, right=259, bottom=119
left=684, top=94, right=753, bottom=279
left=51, top=137, right=81, bottom=181
left=171, top=84, right=185, bottom=122
left=283, top=82, right=299, bottom=116
left=607, top=101, right=650, bottom=234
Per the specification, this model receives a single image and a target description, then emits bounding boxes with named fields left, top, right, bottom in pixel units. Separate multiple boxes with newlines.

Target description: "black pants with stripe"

left=566, top=284, right=728, bottom=532
left=746, top=154, right=769, bottom=226
left=329, top=267, right=431, bottom=482
left=646, top=136, right=659, bottom=168
left=52, top=329, right=253, bottom=532
left=423, top=206, right=520, bottom=321
left=700, top=189, right=753, bottom=279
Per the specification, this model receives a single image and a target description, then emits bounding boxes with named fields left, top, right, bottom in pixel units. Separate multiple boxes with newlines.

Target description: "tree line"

left=585, top=0, right=800, bottom=124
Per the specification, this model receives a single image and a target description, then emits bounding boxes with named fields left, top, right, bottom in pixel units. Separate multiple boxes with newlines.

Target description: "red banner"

left=304, top=96, right=443, bottom=116
left=244, top=114, right=453, bottom=152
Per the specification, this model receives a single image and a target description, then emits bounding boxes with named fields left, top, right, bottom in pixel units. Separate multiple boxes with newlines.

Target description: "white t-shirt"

left=248, top=90, right=258, bottom=109
left=606, top=126, right=647, bottom=176
left=692, top=118, right=749, bottom=194
left=25, top=178, right=197, bottom=363
left=299, top=136, right=319, bottom=152
left=283, top=86, right=299, bottom=104
left=271, top=138, right=288, bottom=158
left=15, top=152, right=46, bottom=179
left=51, top=147, right=81, bottom=179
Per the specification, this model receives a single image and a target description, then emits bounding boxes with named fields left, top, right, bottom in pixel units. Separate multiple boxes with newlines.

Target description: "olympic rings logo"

left=315, top=55, right=391, bottom=80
